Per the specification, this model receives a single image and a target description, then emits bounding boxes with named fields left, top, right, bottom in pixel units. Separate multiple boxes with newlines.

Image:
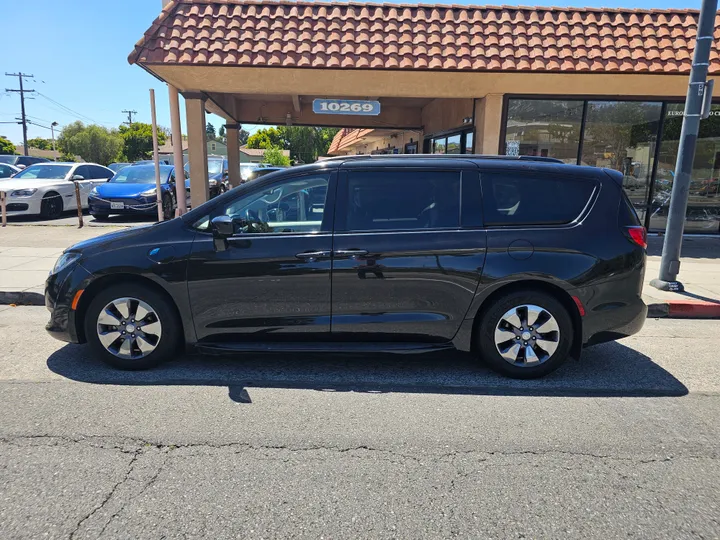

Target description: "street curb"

left=645, top=299, right=720, bottom=319
left=0, top=291, right=45, bottom=306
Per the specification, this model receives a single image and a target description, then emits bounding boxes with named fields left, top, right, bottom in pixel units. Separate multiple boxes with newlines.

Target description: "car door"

left=331, top=163, right=487, bottom=343
left=186, top=170, right=336, bottom=342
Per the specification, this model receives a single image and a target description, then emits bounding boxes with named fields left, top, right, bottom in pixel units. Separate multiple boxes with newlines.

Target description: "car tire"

left=84, top=283, right=181, bottom=370
left=476, top=289, right=573, bottom=379
left=92, top=213, right=109, bottom=221
left=40, top=191, right=63, bottom=220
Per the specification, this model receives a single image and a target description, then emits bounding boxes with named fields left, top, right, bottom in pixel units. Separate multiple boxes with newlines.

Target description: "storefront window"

left=432, top=138, right=446, bottom=154
left=504, top=99, right=583, bottom=163
left=581, top=101, right=662, bottom=221
left=650, top=104, right=720, bottom=233
left=447, top=134, right=461, bottom=154
left=465, top=132, right=474, bottom=154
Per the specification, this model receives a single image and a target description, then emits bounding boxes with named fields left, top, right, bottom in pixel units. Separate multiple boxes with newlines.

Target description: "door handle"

left=334, top=249, right=369, bottom=259
left=295, top=250, right=331, bottom=261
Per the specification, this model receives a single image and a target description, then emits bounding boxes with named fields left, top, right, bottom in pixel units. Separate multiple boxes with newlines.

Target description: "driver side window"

left=195, top=174, right=330, bottom=235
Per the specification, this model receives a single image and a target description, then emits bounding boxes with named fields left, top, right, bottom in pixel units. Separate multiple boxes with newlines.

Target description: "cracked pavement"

left=1, top=307, right=720, bottom=538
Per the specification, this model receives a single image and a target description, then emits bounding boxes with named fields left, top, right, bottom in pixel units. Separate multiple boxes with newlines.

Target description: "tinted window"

left=89, top=165, right=112, bottom=179
left=194, top=174, right=330, bottom=234
left=73, top=165, right=90, bottom=180
left=481, top=172, right=595, bottom=226
left=0, top=156, right=17, bottom=165
left=110, top=165, right=173, bottom=184
left=345, top=171, right=460, bottom=232
left=0, top=164, right=15, bottom=177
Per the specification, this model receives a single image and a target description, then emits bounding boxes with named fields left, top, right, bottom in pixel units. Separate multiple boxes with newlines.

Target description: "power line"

left=5, top=72, right=35, bottom=156
left=35, top=91, right=104, bottom=125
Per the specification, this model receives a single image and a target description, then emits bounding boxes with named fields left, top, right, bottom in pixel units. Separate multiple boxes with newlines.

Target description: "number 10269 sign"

left=313, top=99, right=381, bottom=116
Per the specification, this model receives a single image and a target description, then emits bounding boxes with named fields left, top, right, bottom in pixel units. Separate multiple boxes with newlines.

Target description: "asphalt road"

left=1, top=306, right=719, bottom=539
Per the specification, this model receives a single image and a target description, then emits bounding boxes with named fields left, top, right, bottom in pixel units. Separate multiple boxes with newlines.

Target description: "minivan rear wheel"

left=84, top=283, right=180, bottom=370
left=477, top=290, right=573, bottom=379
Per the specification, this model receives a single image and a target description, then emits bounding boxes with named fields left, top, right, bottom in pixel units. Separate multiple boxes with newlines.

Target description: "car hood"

left=67, top=224, right=156, bottom=254
left=95, top=182, right=158, bottom=198
left=0, top=178, right=67, bottom=191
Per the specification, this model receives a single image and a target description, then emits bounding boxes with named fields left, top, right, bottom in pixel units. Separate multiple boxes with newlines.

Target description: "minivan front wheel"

left=84, top=284, right=180, bottom=370
left=477, top=290, right=573, bottom=379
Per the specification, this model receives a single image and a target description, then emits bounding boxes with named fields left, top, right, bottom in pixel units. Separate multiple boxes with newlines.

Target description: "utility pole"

left=5, top=72, right=35, bottom=156
left=651, top=0, right=719, bottom=292
left=51, top=122, right=59, bottom=161
left=122, top=110, right=137, bottom=127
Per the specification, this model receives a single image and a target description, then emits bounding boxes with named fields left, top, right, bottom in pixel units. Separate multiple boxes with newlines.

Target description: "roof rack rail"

left=321, top=154, right=564, bottom=164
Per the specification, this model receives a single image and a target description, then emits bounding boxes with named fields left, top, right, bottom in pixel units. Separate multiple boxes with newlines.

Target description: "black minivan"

left=45, top=155, right=647, bottom=378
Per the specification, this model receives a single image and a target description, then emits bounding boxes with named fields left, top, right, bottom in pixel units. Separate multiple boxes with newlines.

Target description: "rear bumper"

left=582, top=295, right=647, bottom=347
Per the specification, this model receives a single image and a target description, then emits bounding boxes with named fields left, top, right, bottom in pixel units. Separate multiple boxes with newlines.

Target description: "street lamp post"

left=50, top=122, right=59, bottom=161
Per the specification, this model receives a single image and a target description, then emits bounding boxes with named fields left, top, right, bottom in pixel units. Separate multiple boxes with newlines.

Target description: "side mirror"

left=71, top=174, right=84, bottom=181
left=211, top=215, right=234, bottom=251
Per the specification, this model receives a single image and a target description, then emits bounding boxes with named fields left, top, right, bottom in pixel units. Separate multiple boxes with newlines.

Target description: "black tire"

left=40, top=191, right=63, bottom=220
left=84, top=283, right=181, bottom=370
left=91, top=213, right=109, bottom=221
left=476, top=289, right=573, bottom=379
left=162, top=194, right=174, bottom=221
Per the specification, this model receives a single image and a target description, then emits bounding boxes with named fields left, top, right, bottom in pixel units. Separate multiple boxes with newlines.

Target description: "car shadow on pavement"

left=46, top=340, right=688, bottom=402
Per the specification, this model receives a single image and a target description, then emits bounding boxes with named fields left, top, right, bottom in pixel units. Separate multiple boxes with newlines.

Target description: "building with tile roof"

left=135, top=0, right=720, bottom=233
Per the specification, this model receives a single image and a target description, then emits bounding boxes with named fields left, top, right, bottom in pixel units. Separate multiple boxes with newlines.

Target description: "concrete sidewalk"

left=1, top=225, right=719, bottom=318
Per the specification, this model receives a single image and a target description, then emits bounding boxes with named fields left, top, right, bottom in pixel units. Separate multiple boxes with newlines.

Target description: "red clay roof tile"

left=129, top=1, right=720, bottom=74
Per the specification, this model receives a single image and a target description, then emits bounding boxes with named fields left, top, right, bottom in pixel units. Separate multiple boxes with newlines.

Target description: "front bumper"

left=3, top=196, right=43, bottom=216
left=89, top=195, right=158, bottom=216
left=45, top=263, right=92, bottom=344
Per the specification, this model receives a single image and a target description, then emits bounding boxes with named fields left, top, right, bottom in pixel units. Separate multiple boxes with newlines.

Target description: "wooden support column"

left=225, top=124, right=241, bottom=188
left=184, top=93, right=209, bottom=208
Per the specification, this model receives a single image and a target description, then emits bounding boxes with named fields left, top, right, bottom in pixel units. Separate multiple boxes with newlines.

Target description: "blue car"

left=88, top=164, right=183, bottom=220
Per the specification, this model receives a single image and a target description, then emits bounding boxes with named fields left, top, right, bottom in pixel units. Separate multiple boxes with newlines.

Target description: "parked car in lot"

left=240, top=162, right=267, bottom=182
left=0, top=163, right=21, bottom=178
left=1, top=162, right=113, bottom=219
left=88, top=164, right=182, bottom=221
left=108, top=162, right=132, bottom=173
left=0, top=155, right=50, bottom=169
left=45, top=155, right=647, bottom=378
left=184, top=157, right=226, bottom=198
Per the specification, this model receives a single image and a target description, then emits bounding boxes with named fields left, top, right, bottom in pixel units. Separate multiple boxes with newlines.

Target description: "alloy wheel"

left=493, top=304, right=560, bottom=366
left=96, top=297, right=162, bottom=359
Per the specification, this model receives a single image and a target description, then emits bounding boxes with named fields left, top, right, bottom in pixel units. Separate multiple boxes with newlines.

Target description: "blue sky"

left=1, top=0, right=702, bottom=145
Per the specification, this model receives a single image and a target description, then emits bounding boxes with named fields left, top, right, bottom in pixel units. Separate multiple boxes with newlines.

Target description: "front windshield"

left=0, top=156, right=17, bottom=165
left=13, top=164, right=71, bottom=180
left=184, top=160, right=225, bottom=177
left=110, top=166, right=171, bottom=183
left=240, top=164, right=260, bottom=180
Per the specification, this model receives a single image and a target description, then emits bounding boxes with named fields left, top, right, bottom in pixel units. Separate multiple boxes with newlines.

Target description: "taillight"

left=626, top=226, right=647, bottom=249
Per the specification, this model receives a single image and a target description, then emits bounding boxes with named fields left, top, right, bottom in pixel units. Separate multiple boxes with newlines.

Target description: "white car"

left=0, top=162, right=114, bottom=219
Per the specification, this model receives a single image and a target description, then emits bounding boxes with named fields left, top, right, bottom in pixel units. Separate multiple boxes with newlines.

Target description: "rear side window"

left=481, top=172, right=595, bottom=226
left=345, top=170, right=460, bottom=231
left=619, top=190, right=642, bottom=226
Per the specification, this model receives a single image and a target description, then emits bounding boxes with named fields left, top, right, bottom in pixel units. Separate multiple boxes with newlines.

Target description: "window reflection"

left=505, top=99, right=583, bottom=163
left=651, top=104, right=720, bottom=233
left=581, top=101, right=662, bottom=221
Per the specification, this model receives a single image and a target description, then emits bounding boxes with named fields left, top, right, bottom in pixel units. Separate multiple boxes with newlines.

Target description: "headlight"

left=140, top=188, right=157, bottom=197
left=209, top=179, right=218, bottom=187
left=52, top=252, right=81, bottom=274
left=11, top=188, right=38, bottom=197
left=89, top=187, right=98, bottom=196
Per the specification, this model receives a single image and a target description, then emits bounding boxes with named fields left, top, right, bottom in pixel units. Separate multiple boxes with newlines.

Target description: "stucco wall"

left=421, top=98, right=474, bottom=137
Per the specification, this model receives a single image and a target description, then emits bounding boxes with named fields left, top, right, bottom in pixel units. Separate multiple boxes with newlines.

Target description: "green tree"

left=247, top=127, right=285, bottom=150
left=0, top=136, right=16, bottom=155
left=262, top=146, right=291, bottom=167
left=118, top=123, right=167, bottom=162
left=239, top=128, right=249, bottom=146
left=57, top=122, right=122, bottom=165
left=283, top=126, right=339, bottom=163
left=218, top=125, right=226, bottom=141
left=27, top=137, right=53, bottom=150
left=206, top=122, right=216, bottom=141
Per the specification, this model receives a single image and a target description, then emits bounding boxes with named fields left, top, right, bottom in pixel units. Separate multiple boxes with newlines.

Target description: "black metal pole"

left=651, top=0, right=718, bottom=292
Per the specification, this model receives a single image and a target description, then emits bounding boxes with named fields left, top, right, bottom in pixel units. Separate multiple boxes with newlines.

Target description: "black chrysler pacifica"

left=45, top=155, right=647, bottom=379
